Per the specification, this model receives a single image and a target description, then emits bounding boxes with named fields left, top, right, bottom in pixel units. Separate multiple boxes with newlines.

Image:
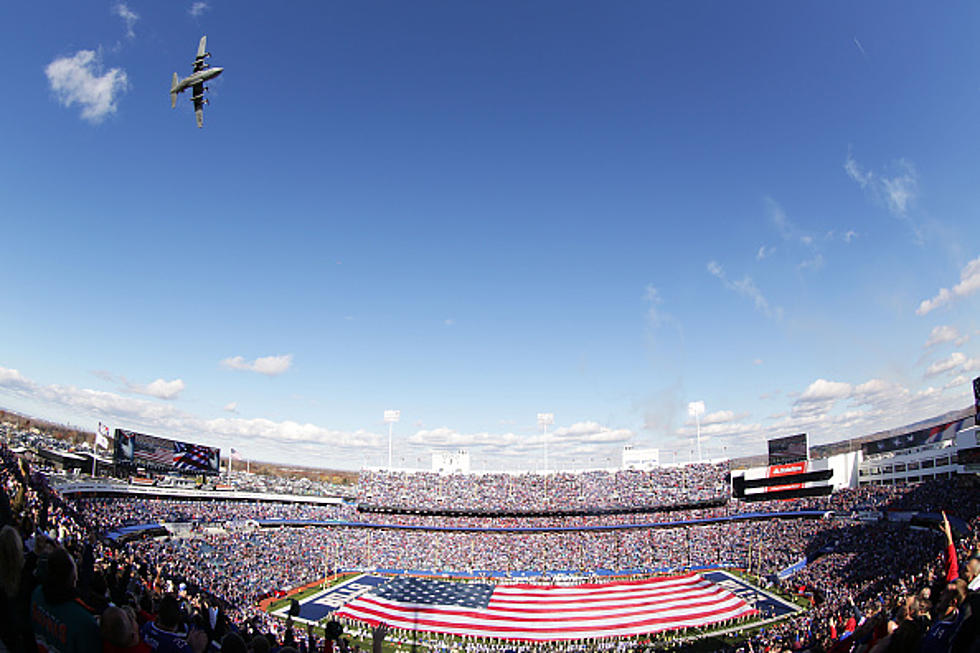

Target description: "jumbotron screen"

left=767, top=433, right=808, bottom=466
left=113, top=428, right=220, bottom=475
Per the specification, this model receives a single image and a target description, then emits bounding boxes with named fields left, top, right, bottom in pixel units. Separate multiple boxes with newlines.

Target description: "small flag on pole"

left=95, top=422, right=110, bottom=450
left=230, top=448, right=243, bottom=461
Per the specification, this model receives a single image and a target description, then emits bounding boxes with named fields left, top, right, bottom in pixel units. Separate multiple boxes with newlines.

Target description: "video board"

left=767, top=433, right=808, bottom=466
left=113, top=428, right=220, bottom=475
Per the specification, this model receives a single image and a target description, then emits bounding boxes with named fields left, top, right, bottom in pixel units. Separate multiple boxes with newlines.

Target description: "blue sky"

left=1, top=1, right=978, bottom=470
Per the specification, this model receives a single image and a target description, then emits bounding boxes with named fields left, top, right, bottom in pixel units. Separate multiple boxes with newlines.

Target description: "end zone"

left=270, top=574, right=389, bottom=624
left=701, top=570, right=803, bottom=620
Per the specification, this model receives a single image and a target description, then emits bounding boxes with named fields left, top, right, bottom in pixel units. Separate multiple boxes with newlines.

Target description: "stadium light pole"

left=384, top=410, right=400, bottom=471
left=688, top=401, right=705, bottom=464
left=537, top=413, right=554, bottom=473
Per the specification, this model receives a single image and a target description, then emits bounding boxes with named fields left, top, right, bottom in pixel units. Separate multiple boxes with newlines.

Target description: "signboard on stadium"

left=113, top=428, right=220, bottom=475
left=767, top=433, right=808, bottom=466
left=860, top=417, right=973, bottom=455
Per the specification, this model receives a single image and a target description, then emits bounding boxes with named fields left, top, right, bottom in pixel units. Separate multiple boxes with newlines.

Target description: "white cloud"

left=844, top=152, right=872, bottom=188
left=924, top=325, right=962, bottom=348
left=799, top=379, right=852, bottom=401
left=220, top=354, right=293, bottom=376
left=203, top=417, right=381, bottom=448
left=684, top=409, right=739, bottom=427
left=797, top=253, right=824, bottom=272
left=707, top=261, right=782, bottom=319
left=113, top=3, right=139, bottom=39
left=551, top=421, right=633, bottom=443
left=944, top=375, right=968, bottom=392
left=91, top=370, right=186, bottom=400
left=925, top=352, right=967, bottom=377
left=407, top=420, right=632, bottom=451
left=408, top=428, right=518, bottom=448
left=643, top=284, right=666, bottom=326
left=131, top=378, right=185, bottom=400
left=0, top=367, right=33, bottom=391
left=792, top=378, right=852, bottom=417
left=188, top=1, right=210, bottom=17
left=881, top=161, right=918, bottom=216
left=223, top=402, right=238, bottom=413
left=843, top=230, right=857, bottom=244
left=916, top=255, right=980, bottom=315
left=45, top=50, right=128, bottom=123
left=844, top=151, right=921, bottom=238
left=756, top=245, right=774, bottom=260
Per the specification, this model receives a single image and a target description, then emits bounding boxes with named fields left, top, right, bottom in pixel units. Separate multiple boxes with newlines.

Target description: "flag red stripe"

left=346, top=589, right=741, bottom=623
left=335, top=574, right=758, bottom=642
left=338, top=600, right=755, bottom=640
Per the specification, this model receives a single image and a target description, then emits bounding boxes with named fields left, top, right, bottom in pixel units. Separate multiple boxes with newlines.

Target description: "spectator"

left=30, top=546, right=101, bottom=653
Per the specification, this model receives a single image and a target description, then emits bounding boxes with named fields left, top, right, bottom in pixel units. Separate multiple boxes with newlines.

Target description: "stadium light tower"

left=687, top=401, right=705, bottom=464
left=384, top=409, right=400, bottom=470
left=537, top=413, right=554, bottom=472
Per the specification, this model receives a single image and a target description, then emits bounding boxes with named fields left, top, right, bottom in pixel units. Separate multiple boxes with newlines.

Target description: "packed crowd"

left=356, top=465, right=730, bottom=512
left=72, top=498, right=350, bottom=533
left=3, top=431, right=980, bottom=653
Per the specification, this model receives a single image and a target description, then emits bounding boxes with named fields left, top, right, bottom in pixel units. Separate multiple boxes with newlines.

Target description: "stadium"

left=1, top=394, right=978, bottom=653
left=6, top=3, right=980, bottom=653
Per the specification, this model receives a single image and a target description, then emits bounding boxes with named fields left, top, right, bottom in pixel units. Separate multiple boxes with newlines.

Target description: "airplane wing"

left=193, top=35, right=208, bottom=72
left=193, top=82, right=204, bottom=128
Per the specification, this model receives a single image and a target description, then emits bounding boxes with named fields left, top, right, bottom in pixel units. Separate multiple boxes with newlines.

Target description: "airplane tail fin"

left=170, top=73, right=178, bottom=108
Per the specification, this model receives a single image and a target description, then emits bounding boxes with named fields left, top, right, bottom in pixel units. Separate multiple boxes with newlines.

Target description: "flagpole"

left=92, top=427, right=98, bottom=476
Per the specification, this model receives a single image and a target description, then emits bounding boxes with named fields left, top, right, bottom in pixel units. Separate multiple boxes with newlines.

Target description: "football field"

left=272, top=570, right=803, bottom=640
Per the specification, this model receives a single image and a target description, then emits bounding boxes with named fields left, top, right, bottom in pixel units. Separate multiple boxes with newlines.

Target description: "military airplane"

left=170, top=35, right=224, bottom=128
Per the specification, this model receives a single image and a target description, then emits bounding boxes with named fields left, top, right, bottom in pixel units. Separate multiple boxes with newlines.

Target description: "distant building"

left=622, top=445, right=659, bottom=470
left=432, top=450, right=470, bottom=474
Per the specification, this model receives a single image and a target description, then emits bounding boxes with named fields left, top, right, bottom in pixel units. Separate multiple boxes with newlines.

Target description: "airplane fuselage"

left=172, top=67, right=223, bottom=93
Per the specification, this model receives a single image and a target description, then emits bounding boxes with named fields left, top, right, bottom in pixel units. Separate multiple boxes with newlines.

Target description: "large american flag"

left=335, top=573, right=757, bottom=641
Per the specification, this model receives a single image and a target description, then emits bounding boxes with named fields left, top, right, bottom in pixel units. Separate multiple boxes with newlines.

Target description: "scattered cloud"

left=130, top=378, right=185, bottom=400
left=925, top=352, right=974, bottom=377
left=220, top=354, right=293, bottom=376
left=707, top=261, right=782, bottom=319
left=843, top=230, right=858, bottom=244
left=113, top=3, right=139, bottom=39
left=0, top=365, right=382, bottom=455
left=797, top=253, right=825, bottom=272
left=45, top=50, right=128, bottom=123
left=89, top=370, right=185, bottom=400
left=756, top=245, right=774, bottom=261
left=223, top=402, right=238, bottom=413
left=924, top=325, right=965, bottom=348
left=188, top=1, right=210, bottom=17
left=763, top=197, right=831, bottom=272
left=844, top=150, right=921, bottom=238
left=408, top=420, right=633, bottom=452
left=792, top=378, right=852, bottom=417
left=643, top=285, right=666, bottom=326
left=916, top=255, right=980, bottom=315
left=684, top=409, right=741, bottom=427
left=204, top=417, right=381, bottom=448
